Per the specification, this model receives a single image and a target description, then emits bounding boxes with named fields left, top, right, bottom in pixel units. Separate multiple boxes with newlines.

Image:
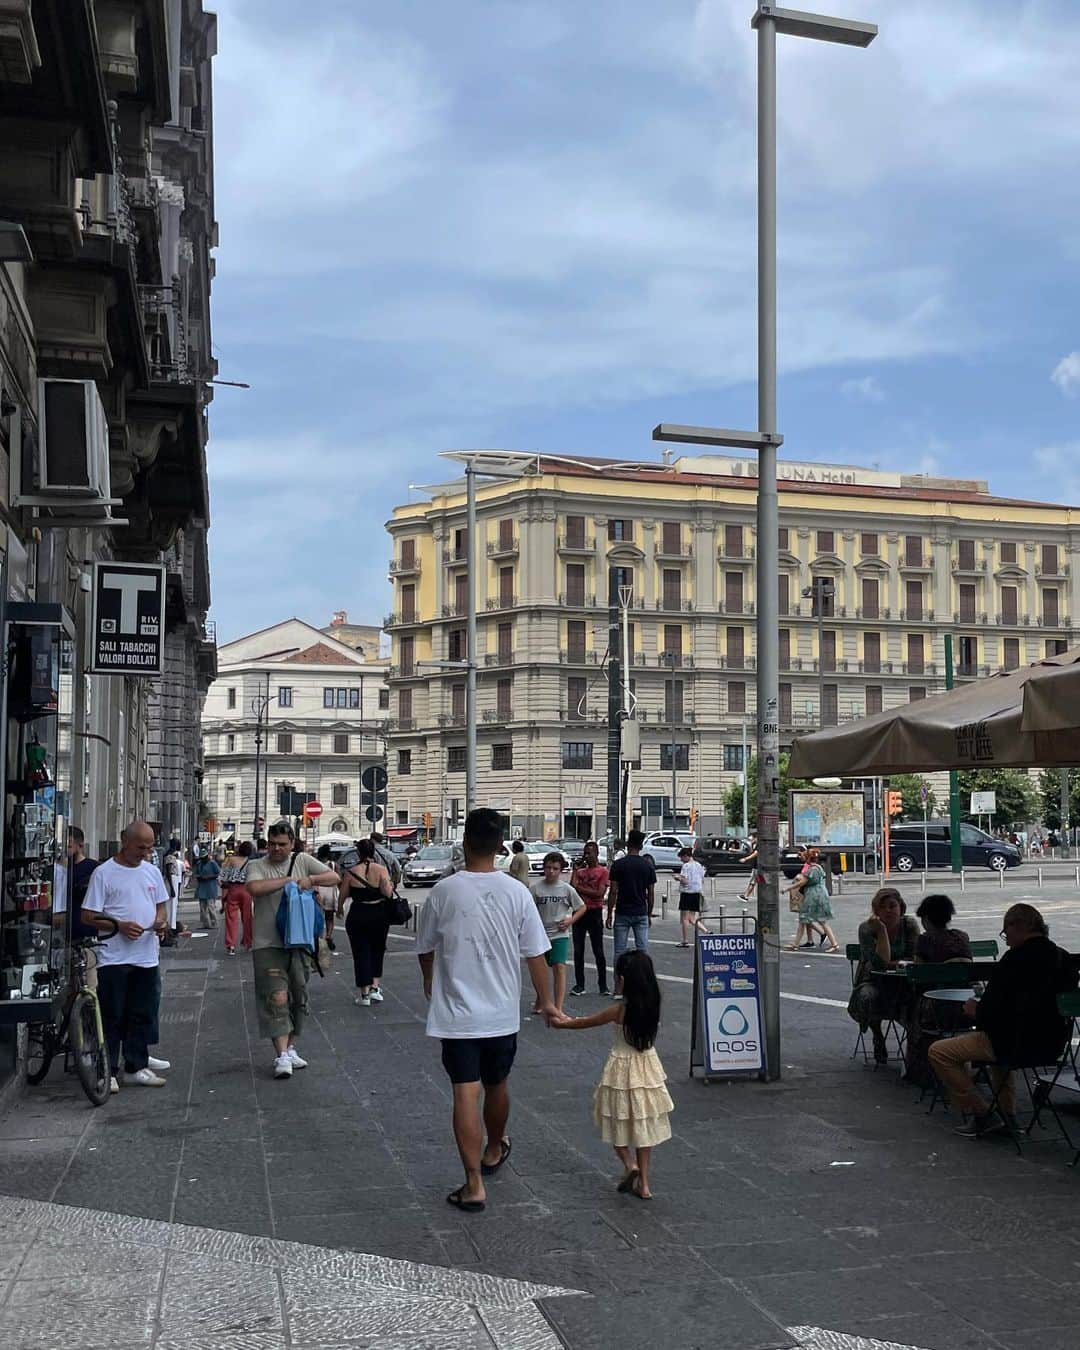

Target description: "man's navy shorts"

left=441, top=1033, right=518, bottom=1086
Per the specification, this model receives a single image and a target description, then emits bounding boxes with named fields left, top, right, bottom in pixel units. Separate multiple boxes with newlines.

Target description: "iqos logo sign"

left=718, top=1004, right=749, bottom=1036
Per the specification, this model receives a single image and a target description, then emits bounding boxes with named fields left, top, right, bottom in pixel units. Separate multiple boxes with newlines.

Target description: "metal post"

left=741, top=718, right=749, bottom=836
left=755, top=10, right=781, bottom=1082
left=816, top=579, right=825, bottom=727
left=669, top=654, right=678, bottom=831
left=620, top=590, right=633, bottom=839
left=606, top=566, right=622, bottom=839
left=465, top=464, right=477, bottom=814
left=944, top=634, right=962, bottom=873
left=1061, top=769, right=1071, bottom=858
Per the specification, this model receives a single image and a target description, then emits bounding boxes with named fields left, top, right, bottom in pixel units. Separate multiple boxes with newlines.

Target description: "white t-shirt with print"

left=679, top=859, right=705, bottom=894
left=416, top=869, right=550, bottom=1039
left=82, top=858, right=168, bottom=968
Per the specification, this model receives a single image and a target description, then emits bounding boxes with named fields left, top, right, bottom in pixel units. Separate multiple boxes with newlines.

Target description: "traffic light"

left=886, top=790, right=903, bottom=817
left=689, top=807, right=698, bottom=829
left=806, top=576, right=835, bottom=618
left=422, top=811, right=433, bottom=830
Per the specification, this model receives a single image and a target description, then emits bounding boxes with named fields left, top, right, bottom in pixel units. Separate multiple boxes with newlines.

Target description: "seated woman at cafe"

left=914, top=894, right=972, bottom=963
left=904, top=893, right=974, bottom=1085
left=847, top=886, right=920, bottom=1064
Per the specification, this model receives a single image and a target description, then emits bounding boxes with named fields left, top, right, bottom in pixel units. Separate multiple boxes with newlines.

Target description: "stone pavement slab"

left=2, top=911, right=1080, bottom=1348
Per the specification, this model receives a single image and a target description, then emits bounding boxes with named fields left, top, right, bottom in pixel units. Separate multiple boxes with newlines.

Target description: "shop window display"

left=0, top=607, right=74, bottom=1023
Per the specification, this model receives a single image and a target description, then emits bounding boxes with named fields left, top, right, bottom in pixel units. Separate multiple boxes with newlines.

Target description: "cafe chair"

left=907, top=964, right=977, bottom=1111
left=1028, top=992, right=1080, bottom=1163
left=969, top=1047, right=1074, bottom=1156
left=846, top=944, right=869, bottom=1062
left=968, top=939, right=999, bottom=960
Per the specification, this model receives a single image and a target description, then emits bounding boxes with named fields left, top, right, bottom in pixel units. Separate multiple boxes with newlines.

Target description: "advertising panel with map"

left=789, top=790, right=866, bottom=849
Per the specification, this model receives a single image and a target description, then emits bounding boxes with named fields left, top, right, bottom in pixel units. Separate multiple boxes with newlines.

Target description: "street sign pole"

left=944, top=634, right=962, bottom=873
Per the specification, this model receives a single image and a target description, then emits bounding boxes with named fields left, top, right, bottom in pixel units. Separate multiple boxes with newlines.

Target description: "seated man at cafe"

left=928, top=903, right=1077, bottom=1137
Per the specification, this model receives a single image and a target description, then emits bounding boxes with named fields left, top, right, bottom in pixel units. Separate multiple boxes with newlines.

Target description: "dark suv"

left=887, top=821, right=1021, bottom=872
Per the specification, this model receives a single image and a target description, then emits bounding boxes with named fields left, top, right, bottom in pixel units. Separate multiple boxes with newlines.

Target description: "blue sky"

left=207, top=0, right=1080, bottom=642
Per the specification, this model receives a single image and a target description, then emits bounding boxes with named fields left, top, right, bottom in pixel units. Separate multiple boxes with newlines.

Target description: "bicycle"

left=25, top=917, right=118, bottom=1107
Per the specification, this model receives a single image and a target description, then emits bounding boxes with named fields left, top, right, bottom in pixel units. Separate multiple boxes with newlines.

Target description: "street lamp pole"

left=465, top=462, right=477, bottom=815
left=250, top=673, right=270, bottom=842
left=654, top=5, right=876, bottom=1080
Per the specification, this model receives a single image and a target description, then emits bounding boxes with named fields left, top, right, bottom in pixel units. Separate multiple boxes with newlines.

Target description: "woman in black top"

left=338, top=838, right=394, bottom=1007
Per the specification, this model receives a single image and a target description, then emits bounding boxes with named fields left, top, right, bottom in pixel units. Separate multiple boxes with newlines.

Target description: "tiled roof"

left=283, top=642, right=362, bottom=666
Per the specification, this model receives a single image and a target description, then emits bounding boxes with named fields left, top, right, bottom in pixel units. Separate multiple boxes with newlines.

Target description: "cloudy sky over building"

left=207, top=0, right=1080, bottom=640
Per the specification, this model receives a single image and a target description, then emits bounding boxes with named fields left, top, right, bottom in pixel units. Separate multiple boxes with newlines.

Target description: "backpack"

left=275, top=854, right=327, bottom=974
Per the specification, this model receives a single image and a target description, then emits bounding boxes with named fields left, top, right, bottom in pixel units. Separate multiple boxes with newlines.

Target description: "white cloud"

left=841, top=375, right=885, bottom=403
left=1033, top=443, right=1080, bottom=504
left=1051, top=352, right=1080, bottom=396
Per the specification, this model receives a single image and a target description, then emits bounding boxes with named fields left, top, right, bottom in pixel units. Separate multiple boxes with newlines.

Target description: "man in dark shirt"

left=606, top=829, right=656, bottom=982
left=929, top=903, right=1077, bottom=1137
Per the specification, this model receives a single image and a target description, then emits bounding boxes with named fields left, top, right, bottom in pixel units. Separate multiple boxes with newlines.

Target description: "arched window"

left=330, top=817, right=349, bottom=833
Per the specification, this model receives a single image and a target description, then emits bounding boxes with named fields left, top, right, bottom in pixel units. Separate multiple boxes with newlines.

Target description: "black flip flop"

left=481, top=1137, right=512, bottom=1176
left=616, top=1168, right=640, bottom=1194
left=446, top=1186, right=485, bottom=1213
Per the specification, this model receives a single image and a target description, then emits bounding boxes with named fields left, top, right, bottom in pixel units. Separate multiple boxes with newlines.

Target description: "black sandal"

left=616, top=1167, right=640, bottom=1194
left=446, top=1186, right=485, bottom=1213
left=481, top=1137, right=512, bottom=1176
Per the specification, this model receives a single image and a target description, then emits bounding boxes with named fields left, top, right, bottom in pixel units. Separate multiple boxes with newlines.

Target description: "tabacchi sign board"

left=90, top=563, right=166, bottom=676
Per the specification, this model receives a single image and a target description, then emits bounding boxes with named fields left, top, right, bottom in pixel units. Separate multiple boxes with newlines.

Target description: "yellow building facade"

left=384, top=453, right=1080, bottom=839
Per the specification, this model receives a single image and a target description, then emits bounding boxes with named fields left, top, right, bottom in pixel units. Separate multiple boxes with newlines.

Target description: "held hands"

left=548, top=1010, right=575, bottom=1028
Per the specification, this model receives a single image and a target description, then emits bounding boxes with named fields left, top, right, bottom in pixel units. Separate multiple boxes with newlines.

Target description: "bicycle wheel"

left=25, top=1022, right=57, bottom=1085
left=70, top=992, right=111, bottom=1107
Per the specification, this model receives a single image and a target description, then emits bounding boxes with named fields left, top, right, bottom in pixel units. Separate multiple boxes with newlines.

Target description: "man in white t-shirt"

left=417, top=808, right=554, bottom=1214
left=81, top=821, right=171, bottom=1092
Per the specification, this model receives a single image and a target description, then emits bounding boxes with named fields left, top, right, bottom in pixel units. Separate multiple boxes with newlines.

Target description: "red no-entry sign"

left=304, top=801, right=323, bottom=820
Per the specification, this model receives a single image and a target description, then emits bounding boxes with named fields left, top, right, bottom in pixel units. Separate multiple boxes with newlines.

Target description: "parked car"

left=552, top=838, right=608, bottom=866
left=402, top=844, right=455, bottom=887
left=886, top=821, right=1022, bottom=872
left=693, top=837, right=756, bottom=875
left=524, top=841, right=572, bottom=874
left=641, top=831, right=698, bottom=872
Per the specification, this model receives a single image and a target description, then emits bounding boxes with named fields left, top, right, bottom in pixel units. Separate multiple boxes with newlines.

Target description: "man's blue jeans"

left=612, top=914, right=649, bottom=969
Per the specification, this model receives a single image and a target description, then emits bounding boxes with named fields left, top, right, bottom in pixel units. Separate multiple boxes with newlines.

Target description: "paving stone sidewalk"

left=2, top=917, right=1080, bottom=1349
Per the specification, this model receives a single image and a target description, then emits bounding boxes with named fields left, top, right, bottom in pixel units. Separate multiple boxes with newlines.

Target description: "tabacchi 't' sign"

left=91, top=562, right=166, bottom=676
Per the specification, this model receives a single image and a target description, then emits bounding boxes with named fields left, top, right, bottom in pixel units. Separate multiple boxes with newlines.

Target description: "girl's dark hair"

left=355, top=838, right=375, bottom=862
left=236, top=841, right=252, bottom=858
left=616, top=950, right=661, bottom=1052
left=916, top=893, right=954, bottom=929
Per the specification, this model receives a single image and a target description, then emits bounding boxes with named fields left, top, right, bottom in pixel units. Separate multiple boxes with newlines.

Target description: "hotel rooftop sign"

left=678, top=454, right=903, bottom=489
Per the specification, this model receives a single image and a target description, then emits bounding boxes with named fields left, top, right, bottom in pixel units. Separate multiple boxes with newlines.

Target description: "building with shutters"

left=383, top=451, right=1080, bottom=841
left=201, top=619, right=390, bottom=842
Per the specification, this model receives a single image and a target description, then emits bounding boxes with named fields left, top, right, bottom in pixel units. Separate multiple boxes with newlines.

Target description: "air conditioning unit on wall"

left=35, top=378, right=110, bottom=498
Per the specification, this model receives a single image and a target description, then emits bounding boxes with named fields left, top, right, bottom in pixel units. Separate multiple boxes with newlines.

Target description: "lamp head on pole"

left=751, top=5, right=877, bottom=47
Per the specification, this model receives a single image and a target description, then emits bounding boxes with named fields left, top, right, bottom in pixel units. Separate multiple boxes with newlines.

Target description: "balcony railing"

left=899, top=553, right=933, bottom=570
left=141, top=281, right=191, bottom=384
left=442, top=546, right=468, bottom=565
left=898, top=608, right=934, bottom=622
left=995, top=612, right=1026, bottom=626
left=718, top=546, right=756, bottom=561
left=1035, top=562, right=1069, bottom=578
left=484, top=651, right=515, bottom=666
left=384, top=611, right=419, bottom=628
left=441, top=602, right=467, bottom=618
left=557, top=534, right=596, bottom=552
left=487, top=595, right=518, bottom=610
left=655, top=541, right=693, bottom=560
left=487, top=537, right=519, bottom=557
left=951, top=557, right=986, bottom=573
left=719, top=655, right=756, bottom=670
left=855, top=607, right=891, bottom=620
left=389, top=557, right=421, bottom=575
left=655, top=597, right=694, bottom=613
left=952, top=612, right=988, bottom=625
left=385, top=717, right=416, bottom=732
left=438, top=713, right=466, bottom=728
left=558, top=592, right=599, bottom=608
left=1039, top=614, right=1070, bottom=628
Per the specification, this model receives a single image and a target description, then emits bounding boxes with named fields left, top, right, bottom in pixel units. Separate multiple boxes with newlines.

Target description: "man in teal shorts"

left=530, top=853, right=586, bottom=1015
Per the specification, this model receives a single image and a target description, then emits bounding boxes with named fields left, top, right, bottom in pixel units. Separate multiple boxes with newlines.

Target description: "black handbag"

left=387, top=891, right=412, bottom=926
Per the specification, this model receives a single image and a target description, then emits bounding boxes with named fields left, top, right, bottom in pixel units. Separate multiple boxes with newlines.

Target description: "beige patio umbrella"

left=788, top=648, right=1080, bottom=778
left=1020, top=650, right=1080, bottom=733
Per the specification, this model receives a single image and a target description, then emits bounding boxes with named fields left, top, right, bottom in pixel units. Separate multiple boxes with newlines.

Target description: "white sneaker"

left=148, top=1056, right=170, bottom=1072
left=273, top=1053, right=293, bottom=1079
left=354, top=994, right=371, bottom=1007
left=286, top=1046, right=308, bottom=1069
left=124, top=1068, right=166, bottom=1087
left=109, top=1076, right=119, bottom=1094
left=369, top=987, right=384, bottom=1003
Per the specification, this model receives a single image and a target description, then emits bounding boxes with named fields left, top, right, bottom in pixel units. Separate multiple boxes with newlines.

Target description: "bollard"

left=960, top=869, right=966, bottom=891
left=662, top=882, right=668, bottom=921
left=740, top=907, right=748, bottom=933
left=717, top=904, right=725, bottom=934
left=999, top=866, right=1004, bottom=889
left=921, top=871, right=927, bottom=892
left=1075, top=864, right=1080, bottom=889
left=1039, top=866, right=1044, bottom=888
